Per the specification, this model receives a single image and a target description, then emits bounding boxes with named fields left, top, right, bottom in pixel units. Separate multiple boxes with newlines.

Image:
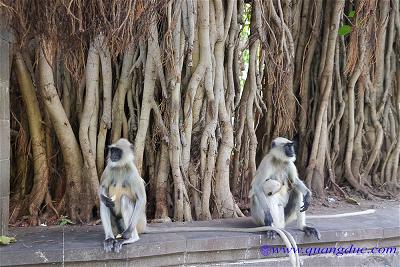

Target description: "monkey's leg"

left=136, top=212, right=147, bottom=234
left=284, top=189, right=300, bottom=224
left=294, top=191, right=321, bottom=240
left=113, top=195, right=140, bottom=253
left=265, top=195, right=286, bottom=239
left=100, top=201, right=116, bottom=252
left=251, top=194, right=275, bottom=239
left=250, top=194, right=268, bottom=226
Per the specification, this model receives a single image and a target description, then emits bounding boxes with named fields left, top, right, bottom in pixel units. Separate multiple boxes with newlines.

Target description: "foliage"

left=0, top=236, right=16, bottom=245
left=239, top=3, right=251, bottom=90
left=338, top=24, right=352, bottom=36
left=57, top=216, right=75, bottom=226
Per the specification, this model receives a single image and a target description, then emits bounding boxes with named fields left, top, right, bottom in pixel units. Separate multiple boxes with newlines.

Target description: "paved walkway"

left=0, top=208, right=399, bottom=266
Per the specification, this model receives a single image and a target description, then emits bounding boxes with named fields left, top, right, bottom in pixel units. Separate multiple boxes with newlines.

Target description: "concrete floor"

left=0, top=208, right=399, bottom=266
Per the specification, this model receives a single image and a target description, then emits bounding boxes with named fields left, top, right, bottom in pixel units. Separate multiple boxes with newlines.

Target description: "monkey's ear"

left=271, top=141, right=276, bottom=148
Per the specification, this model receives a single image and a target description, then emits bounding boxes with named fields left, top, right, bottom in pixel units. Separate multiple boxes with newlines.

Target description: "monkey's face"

left=284, top=143, right=295, bottom=158
left=107, top=138, right=135, bottom=168
left=271, top=137, right=296, bottom=162
left=109, top=146, right=123, bottom=162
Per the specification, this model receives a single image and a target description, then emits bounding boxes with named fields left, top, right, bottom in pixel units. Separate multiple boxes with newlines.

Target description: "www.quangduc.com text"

left=260, top=244, right=397, bottom=257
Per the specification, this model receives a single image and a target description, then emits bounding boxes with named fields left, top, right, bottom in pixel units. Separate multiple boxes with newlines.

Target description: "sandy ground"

left=307, top=190, right=400, bottom=215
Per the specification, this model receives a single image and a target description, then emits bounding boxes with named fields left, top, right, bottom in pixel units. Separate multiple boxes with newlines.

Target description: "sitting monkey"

left=99, top=138, right=147, bottom=253
left=249, top=137, right=321, bottom=240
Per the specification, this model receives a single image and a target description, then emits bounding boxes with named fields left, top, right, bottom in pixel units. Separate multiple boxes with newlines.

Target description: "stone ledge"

left=0, top=208, right=399, bottom=266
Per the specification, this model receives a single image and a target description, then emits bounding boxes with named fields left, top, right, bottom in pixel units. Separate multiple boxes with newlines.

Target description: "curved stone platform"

left=0, top=208, right=399, bottom=267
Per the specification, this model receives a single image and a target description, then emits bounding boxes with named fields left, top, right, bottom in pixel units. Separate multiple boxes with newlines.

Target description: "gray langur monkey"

left=249, top=137, right=321, bottom=240
left=99, top=138, right=147, bottom=253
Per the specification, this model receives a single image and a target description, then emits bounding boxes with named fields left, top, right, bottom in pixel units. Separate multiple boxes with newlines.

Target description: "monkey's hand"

left=120, top=227, right=133, bottom=240
left=300, top=191, right=311, bottom=212
left=100, top=194, right=115, bottom=208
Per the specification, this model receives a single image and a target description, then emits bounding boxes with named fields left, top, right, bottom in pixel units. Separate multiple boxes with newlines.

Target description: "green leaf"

left=345, top=197, right=360, bottom=206
left=0, top=236, right=16, bottom=245
left=58, top=217, right=75, bottom=226
left=338, top=25, right=352, bottom=36
left=348, top=10, right=356, bottom=18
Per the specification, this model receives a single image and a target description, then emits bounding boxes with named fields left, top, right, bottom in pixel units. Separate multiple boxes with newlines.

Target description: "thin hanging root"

left=330, top=181, right=364, bottom=205
left=234, top=203, right=245, bottom=217
left=45, top=192, right=59, bottom=218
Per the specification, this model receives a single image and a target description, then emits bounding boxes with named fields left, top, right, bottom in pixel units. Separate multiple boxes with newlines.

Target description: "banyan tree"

left=1, top=0, right=399, bottom=225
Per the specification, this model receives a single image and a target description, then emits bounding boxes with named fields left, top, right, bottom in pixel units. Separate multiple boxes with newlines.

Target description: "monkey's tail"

left=307, top=209, right=375, bottom=219
left=144, top=225, right=284, bottom=233
left=144, top=226, right=300, bottom=267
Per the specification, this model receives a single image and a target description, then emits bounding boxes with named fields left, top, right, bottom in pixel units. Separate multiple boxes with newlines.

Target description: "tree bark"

left=15, top=52, right=50, bottom=220
left=39, top=41, right=85, bottom=222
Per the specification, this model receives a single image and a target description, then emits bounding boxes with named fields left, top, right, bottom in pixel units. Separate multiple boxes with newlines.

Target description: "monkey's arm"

left=287, top=162, right=311, bottom=212
left=99, top=169, right=115, bottom=208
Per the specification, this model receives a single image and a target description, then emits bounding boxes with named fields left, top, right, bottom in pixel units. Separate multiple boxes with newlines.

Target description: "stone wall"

left=0, top=13, right=10, bottom=235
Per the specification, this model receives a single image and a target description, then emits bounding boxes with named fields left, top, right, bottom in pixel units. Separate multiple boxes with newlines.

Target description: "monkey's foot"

left=303, top=226, right=321, bottom=240
left=266, top=230, right=277, bottom=239
left=112, top=239, right=124, bottom=253
left=103, top=238, right=115, bottom=252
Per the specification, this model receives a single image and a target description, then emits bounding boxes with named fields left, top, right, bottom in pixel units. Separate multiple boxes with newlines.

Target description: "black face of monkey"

left=109, top=147, right=123, bottom=162
left=284, top=143, right=295, bottom=158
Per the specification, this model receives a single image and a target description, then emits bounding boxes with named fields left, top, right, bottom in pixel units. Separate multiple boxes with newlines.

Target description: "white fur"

left=270, top=137, right=296, bottom=163
left=100, top=138, right=146, bottom=252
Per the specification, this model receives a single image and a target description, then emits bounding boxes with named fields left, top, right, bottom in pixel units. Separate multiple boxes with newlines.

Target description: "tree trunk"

left=39, top=41, right=85, bottom=222
left=15, top=52, right=51, bottom=220
left=79, top=39, right=100, bottom=209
